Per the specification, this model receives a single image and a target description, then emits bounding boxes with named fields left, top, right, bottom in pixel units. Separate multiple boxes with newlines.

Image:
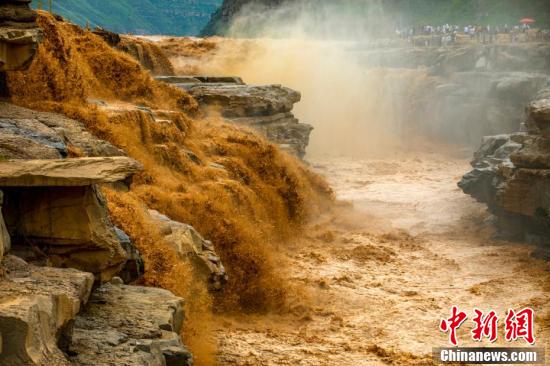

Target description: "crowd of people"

left=395, top=22, right=550, bottom=46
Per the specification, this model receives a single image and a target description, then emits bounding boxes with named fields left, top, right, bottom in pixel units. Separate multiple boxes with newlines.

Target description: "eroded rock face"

left=0, top=103, right=143, bottom=281
left=186, top=83, right=300, bottom=118
left=459, top=89, right=550, bottom=257
left=0, top=0, right=42, bottom=72
left=70, top=283, right=192, bottom=366
left=361, top=44, right=550, bottom=73
left=0, top=256, right=190, bottom=365
left=2, top=185, right=128, bottom=282
left=0, top=255, right=94, bottom=366
left=157, top=77, right=313, bottom=158
left=0, top=102, right=125, bottom=159
left=148, top=209, right=227, bottom=291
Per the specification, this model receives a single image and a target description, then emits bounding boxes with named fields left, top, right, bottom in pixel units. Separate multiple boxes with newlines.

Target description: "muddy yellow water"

left=214, top=152, right=549, bottom=365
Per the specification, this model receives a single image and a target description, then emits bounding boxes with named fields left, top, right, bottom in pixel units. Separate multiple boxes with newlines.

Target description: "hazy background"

left=32, top=0, right=550, bottom=37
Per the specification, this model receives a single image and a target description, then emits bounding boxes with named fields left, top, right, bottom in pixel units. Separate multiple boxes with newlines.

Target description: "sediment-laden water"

left=215, top=152, right=549, bottom=365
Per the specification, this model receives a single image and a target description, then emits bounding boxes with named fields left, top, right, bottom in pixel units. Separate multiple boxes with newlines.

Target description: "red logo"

left=440, top=307, right=536, bottom=346
left=505, top=308, right=536, bottom=345
left=471, top=308, right=498, bottom=343
left=440, top=306, right=468, bottom=346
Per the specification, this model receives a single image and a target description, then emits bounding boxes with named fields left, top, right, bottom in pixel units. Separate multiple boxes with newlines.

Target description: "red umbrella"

left=519, top=18, right=535, bottom=24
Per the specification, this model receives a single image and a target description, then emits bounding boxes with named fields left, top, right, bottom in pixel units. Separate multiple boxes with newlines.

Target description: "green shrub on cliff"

left=31, top=0, right=222, bottom=35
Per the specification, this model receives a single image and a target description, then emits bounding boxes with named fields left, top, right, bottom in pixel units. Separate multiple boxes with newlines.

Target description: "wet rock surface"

left=69, top=283, right=192, bottom=366
left=148, top=209, right=227, bottom=291
left=459, top=88, right=550, bottom=256
left=0, top=102, right=125, bottom=159
left=157, top=76, right=313, bottom=157
left=118, top=36, right=175, bottom=76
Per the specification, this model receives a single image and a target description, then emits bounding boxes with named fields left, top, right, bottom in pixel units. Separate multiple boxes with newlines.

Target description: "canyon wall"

left=1, top=11, right=333, bottom=365
left=359, top=43, right=550, bottom=145
left=155, top=76, right=313, bottom=158
left=155, top=37, right=550, bottom=156
left=0, top=0, right=42, bottom=72
left=459, top=88, right=550, bottom=258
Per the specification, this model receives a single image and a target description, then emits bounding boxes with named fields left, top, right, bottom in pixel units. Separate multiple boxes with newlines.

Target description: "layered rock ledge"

left=459, top=88, right=550, bottom=258
left=0, top=255, right=191, bottom=366
left=0, top=103, right=143, bottom=281
left=156, top=76, right=313, bottom=158
left=0, top=255, right=94, bottom=366
left=0, top=101, right=225, bottom=364
left=0, top=0, right=42, bottom=73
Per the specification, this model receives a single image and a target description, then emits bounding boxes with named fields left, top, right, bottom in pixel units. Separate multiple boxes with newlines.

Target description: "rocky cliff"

left=155, top=36, right=550, bottom=147
left=0, top=0, right=42, bottom=72
left=0, top=0, right=42, bottom=98
left=1, top=10, right=332, bottom=364
left=0, top=100, right=201, bottom=365
left=459, top=88, right=550, bottom=258
left=156, top=76, right=313, bottom=158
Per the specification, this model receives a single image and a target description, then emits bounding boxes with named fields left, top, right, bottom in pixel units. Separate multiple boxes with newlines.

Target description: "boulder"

left=148, top=209, right=227, bottom=291
left=0, top=255, right=94, bottom=366
left=69, top=283, right=192, bottom=366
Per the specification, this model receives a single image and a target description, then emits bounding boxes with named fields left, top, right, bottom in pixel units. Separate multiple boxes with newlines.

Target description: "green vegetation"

left=31, top=0, right=223, bottom=35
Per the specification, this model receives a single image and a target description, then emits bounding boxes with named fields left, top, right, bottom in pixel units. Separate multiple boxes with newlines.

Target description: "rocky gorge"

left=0, top=1, right=549, bottom=365
left=0, top=4, right=332, bottom=365
left=459, top=88, right=550, bottom=258
left=148, top=35, right=550, bottom=259
left=0, top=72, right=224, bottom=366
